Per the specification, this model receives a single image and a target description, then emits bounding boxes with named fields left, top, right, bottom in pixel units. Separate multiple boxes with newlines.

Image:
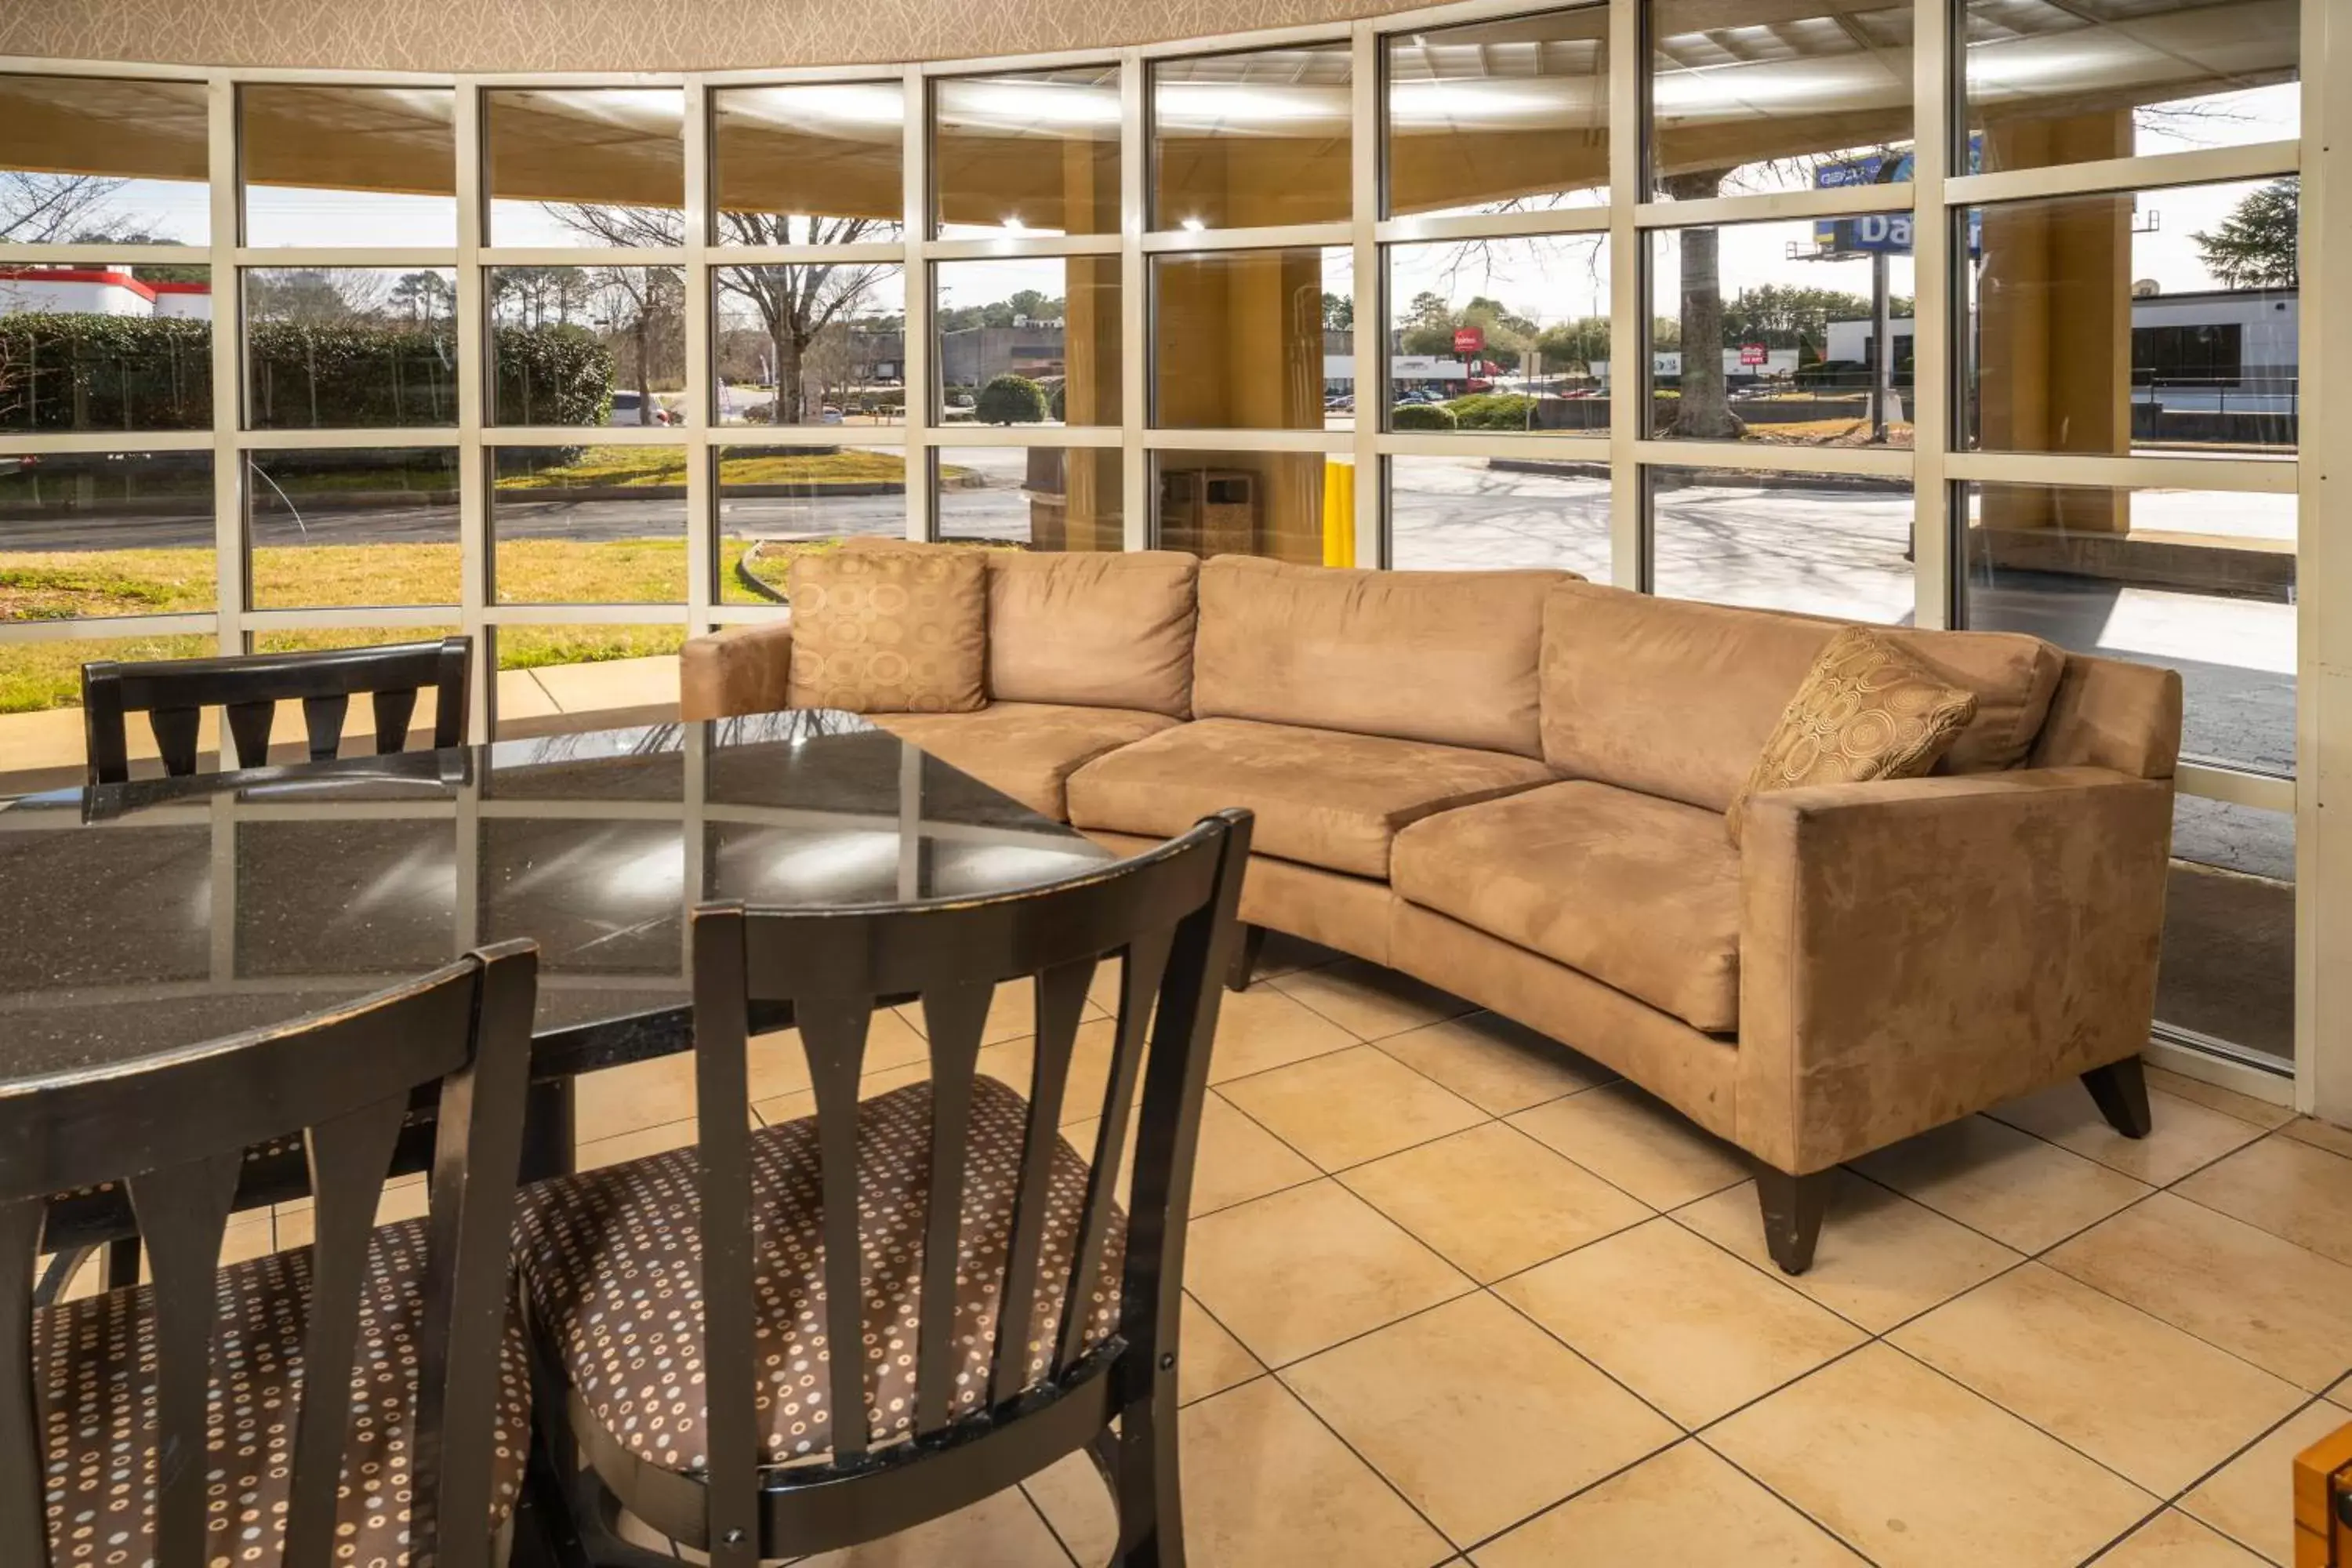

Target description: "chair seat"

left=35, top=1215, right=532, bottom=1566
left=1392, top=780, right=1744, bottom=1033
left=1065, top=717, right=1555, bottom=878
left=871, top=702, right=1181, bottom=820
left=514, top=1076, right=1123, bottom=1477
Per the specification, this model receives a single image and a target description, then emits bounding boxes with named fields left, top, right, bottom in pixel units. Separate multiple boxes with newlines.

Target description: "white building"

left=0, top=267, right=213, bottom=321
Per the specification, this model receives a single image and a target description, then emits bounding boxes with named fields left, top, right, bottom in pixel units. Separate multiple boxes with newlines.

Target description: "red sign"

left=1453, top=326, right=1486, bottom=355
left=1739, top=343, right=1769, bottom=366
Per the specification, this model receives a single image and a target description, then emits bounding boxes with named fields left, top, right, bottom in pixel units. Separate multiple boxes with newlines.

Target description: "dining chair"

left=1, top=940, right=540, bottom=1568
left=81, top=634, right=473, bottom=786
left=513, top=808, right=1254, bottom=1568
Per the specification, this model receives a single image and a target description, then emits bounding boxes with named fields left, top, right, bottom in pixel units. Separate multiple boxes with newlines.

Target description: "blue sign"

left=1810, top=143, right=1984, bottom=258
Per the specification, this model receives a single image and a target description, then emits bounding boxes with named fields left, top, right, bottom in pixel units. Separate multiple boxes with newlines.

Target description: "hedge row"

left=0, top=314, right=614, bottom=431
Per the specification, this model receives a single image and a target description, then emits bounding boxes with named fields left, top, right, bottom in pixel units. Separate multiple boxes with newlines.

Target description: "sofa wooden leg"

left=1225, top=923, right=1267, bottom=993
left=1756, top=1167, right=1831, bottom=1276
left=2082, top=1057, right=2153, bottom=1138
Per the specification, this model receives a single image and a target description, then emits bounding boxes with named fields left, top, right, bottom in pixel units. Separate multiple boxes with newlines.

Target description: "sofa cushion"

left=1540, top=582, right=2064, bottom=812
left=1392, top=780, right=1744, bottom=1033
left=873, top=702, right=1181, bottom=821
left=985, top=550, right=1198, bottom=719
left=1065, top=717, right=1554, bottom=879
left=785, top=546, right=987, bottom=713
left=1193, top=556, right=1573, bottom=758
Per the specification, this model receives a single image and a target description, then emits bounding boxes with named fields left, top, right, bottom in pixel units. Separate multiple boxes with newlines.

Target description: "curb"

left=1485, top=457, right=1911, bottom=494
left=735, top=540, right=789, bottom=604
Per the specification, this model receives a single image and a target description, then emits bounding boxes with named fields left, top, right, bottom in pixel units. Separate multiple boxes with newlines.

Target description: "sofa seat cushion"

left=1392, top=780, right=1744, bottom=1033
left=1067, top=717, right=1555, bottom=878
left=873, top=702, right=1181, bottom=821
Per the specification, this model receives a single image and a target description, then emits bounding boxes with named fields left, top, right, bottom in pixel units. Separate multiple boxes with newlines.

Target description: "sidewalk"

left=0, top=654, right=681, bottom=795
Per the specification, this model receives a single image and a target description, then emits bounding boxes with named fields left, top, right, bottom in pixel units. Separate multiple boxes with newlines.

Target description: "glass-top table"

left=0, top=710, right=1115, bottom=1098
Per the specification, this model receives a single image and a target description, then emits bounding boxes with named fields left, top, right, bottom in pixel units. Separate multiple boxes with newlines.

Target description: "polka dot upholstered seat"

left=514, top=1075, right=1125, bottom=1475
left=34, top=1215, right=532, bottom=1566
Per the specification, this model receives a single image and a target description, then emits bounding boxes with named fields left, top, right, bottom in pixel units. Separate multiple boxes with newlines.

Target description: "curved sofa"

left=680, top=546, right=2182, bottom=1272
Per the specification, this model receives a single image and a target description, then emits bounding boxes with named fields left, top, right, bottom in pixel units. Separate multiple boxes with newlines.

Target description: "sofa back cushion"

left=1193, top=556, right=1574, bottom=757
left=784, top=547, right=988, bottom=713
left=1539, top=582, right=2066, bottom=811
left=985, top=550, right=1198, bottom=719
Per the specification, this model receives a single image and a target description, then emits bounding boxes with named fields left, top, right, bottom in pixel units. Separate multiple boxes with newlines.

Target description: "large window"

left=934, top=66, right=1120, bottom=238
left=1, top=263, right=211, bottom=433
left=485, top=88, right=685, bottom=247
left=239, top=85, right=458, bottom=247
left=1385, top=235, right=1608, bottom=434
left=1152, top=248, right=1352, bottom=430
left=712, top=82, right=903, bottom=244
left=0, top=74, right=209, bottom=244
left=937, top=258, right=1120, bottom=427
left=1152, top=44, right=1352, bottom=230
left=1387, top=8, right=1609, bottom=219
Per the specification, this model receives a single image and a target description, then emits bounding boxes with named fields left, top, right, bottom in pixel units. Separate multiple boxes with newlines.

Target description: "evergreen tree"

left=2194, top=179, right=2299, bottom=289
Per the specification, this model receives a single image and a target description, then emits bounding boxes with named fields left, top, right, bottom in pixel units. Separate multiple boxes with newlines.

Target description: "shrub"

left=1391, top=401, right=1457, bottom=431
left=1047, top=379, right=1066, bottom=422
left=1445, top=391, right=1537, bottom=431
left=976, top=373, right=1047, bottom=425
left=489, top=322, right=612, bottom=426
left=0, top=313, right=212, bottom=431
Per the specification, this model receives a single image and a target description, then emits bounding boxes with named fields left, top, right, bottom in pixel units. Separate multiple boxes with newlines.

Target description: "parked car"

left=608, top=390, right=673, bottom=426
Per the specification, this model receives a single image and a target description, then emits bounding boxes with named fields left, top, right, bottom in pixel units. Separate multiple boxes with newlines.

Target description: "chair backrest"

left=687, top=808, right=1253, bottom=1566
left=81, top=636, right=473, bottom=786
left=0, top=940, right=538, bottom=1568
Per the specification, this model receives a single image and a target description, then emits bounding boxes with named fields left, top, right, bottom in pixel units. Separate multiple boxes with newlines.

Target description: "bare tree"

left=0, top=172, right=132, bottom=244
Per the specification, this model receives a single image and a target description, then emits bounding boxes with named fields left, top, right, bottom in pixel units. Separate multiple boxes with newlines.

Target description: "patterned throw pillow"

left=784, top=547, right=987, bottom=713
left=1726, top=625, right=1979, bottom=846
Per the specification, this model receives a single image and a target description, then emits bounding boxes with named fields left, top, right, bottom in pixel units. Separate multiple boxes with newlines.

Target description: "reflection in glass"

left=938, top=258, right=1120, bottom=427
left=1153, top=44, right=1352, bottom=229
left=711, top=82, right=905, bottom=243
left=0, top=74, right=210, bottom=245
left=492, top=447, right=688, bottom=604
left=1648, top=0, right=1913, bottom=200
left=1650, top=467, right=1915, bottom=622
left=0, top=452, right=215, bottom=627
left=715, top=263, right=904, bottom=428
left=1961, top=481, right=2293, bottom=776
left=1385, top=235, right=1608, bottom=433
left=935, top=448, right=1123, bottom=551
left=1388, top=455, right=1608, bottom=576
left=1962, top=180, right=2298, bottom=457
left=1646, top=218, right=1915, bottom=445
left=935, top=65, right=1120, bottom=238
left=0, top=263, right=211, bottom=433
left=2161, top=797, right=2292, bottom=1065
left=489, top=266, right=688, bottom=427
left=245, top=267, right=459, bottom=429
left=485, top=89, right=684, bottom=247
left=0, top=632, right=216, bottom=721
left=715, top=445, right=914, bottom=605
left=1963, top=0, right=2298, bottom=173
left=479, top=818, right=683, bottom=971
left=1386, top=7, right=1609, bottom=218
left=248, top=448, right=459, bottom=608
left=240, top=85, right=458, bottom=247
left=1153, top=450, right=1335, bottom=564
left=237, top=822, right=456, bottom=975
left=1153, top=248, right=1352, bottom=430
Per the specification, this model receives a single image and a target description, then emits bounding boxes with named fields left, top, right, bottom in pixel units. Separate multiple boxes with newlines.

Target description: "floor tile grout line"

left=1014, top=1474, right=1085, bottom=1568
left=1681, top=1428, right=1890, bottom=1568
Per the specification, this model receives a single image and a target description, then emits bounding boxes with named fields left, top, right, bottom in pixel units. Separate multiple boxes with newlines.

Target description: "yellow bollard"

left=1320, top=458, right=1356, bottom=568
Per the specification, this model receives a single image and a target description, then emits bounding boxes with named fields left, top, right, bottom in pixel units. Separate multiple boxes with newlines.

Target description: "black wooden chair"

left=1, top=941, right=540, bottom=1568
left=514, top=809, right=1254, bottom=1568
left=81, top=635, right=472, bottom=786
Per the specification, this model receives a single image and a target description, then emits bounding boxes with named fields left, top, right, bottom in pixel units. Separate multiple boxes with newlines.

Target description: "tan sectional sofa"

left=681, top=548, right=2181, bottom=1272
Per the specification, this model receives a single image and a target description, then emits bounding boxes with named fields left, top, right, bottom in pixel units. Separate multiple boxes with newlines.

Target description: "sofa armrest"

left=1737, top=766, right=2173, bottom=1174
left=680, top=620, right=793, bottom=720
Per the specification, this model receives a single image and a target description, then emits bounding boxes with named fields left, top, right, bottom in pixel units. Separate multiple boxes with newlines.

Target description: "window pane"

left=485, top=89, right=684, bottom=247
left=1152, top=248, right=1352, bottom=430
left=1153, top=450, right=1339, bottom=563
left=1, top=451, right=214, bottom=622
left=715, top=263, right=905, bottom=428
left=1153, top=44, right=1352, bottom=229
left=1650, top=466, right=1915, bottom=620
left=245, top=267, right=458, bottom=430
left=715, top=443, right=913, bottom=605
left=491, top=446, right=688, bottom=604
left=934, top=65, right=1120, bottom=238
left=1388, top=455, right=1609, bottom=576
left=0, top=631, right=216, bottom=720
left=489, top=266, right=688, bottom=427
left=240, top=85, right=457, bottom=248
left=0, top=74, right=209, bottom=245
left=1386, top=7, right=1609, bottom=219
left=1961, top=481, right=2293, bottom=776
left=1648, top=0, right=1914, bottom=200
left=2161, top=796, right=2292, bottom=1065
left=1964, top=0, right=2298, bottom=174
left=1962, top=180, right=2298, bottom=457
left=711, top=83, right=904, bottom=244
left=938, top=258, right=1120, bottom=427
left=1, top=263, right=212, bottom=432
left=1386, top=234, right=1608, bottom=433
left=1646, top=218, right=1915, bottom=446
left=248, top=448, right=459, bottom=609
left=935, top=448, right=1123, bottom=550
